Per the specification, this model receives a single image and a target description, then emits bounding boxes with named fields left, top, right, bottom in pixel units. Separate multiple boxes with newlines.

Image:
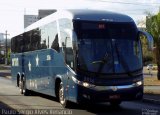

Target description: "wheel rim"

left=20, top=79, right=25, bottom=94
left=59, top=85, right=65, bottom=105
left=19, top=80, right=23, bottom=93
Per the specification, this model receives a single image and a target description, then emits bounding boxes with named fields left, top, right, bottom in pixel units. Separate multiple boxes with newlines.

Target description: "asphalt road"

left=0, top=77, right=160, bottom=115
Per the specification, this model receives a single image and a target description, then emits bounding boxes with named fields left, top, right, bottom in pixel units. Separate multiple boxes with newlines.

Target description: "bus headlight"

left=72, top=76, right=95, bottom=88
left=83, top=82, right=90, bottom=87
left=135, top=81, right=142, bottom=86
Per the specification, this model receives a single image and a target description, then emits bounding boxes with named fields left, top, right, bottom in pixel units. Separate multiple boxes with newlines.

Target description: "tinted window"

left=74, top=21, right=138, bottom=40
left=11, top=34, right=23, bottom=53
left=11, top=21, right=58, bottom=53
left=23, top=29, right=41, bottom=52
left=51, top=35, right=60, bottom=52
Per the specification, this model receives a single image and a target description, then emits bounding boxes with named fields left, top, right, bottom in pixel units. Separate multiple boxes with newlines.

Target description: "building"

left=24, top=15, right=38, bottom=28
left=38, top=9, right=56, bottom=19
left=24, top=9, right=56, bottom=28
left=0, top=33, right=4, bottom=41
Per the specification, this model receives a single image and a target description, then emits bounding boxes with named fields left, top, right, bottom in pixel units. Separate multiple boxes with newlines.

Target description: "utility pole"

left=4, top=31, right=9, bottom=65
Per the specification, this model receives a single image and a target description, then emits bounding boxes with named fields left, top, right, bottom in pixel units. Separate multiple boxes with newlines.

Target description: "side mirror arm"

left=139, top=30, right=154, bottom=51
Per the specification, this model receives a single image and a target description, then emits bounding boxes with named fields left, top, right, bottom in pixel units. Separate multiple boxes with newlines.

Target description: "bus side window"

left=51, top=35, right=60, bottom=52
left=65, top=37, right=74, bottom=69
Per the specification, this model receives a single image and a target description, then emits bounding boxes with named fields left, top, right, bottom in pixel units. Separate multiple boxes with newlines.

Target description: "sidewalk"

left=143, top=84, right=160, bottom=105
left=0, top=70, right=11, bottom=77
left=143, top=67, right=160, bottom=105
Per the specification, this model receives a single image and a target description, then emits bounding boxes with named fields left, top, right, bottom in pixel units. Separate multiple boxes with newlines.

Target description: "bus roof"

left=67, top=9, right=133, bottom=22
left=25, top=9, right=134, bottom=32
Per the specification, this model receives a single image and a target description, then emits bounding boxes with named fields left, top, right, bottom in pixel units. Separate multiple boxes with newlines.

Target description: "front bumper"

left=77, top=83, right=143, bottom=103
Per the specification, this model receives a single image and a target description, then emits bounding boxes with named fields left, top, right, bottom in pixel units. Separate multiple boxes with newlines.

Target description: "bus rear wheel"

left=20, top=77, right=29, bottom=96
left=59, top=82, right=68, bottom=108
left=17, top=75, right=20, bottom=87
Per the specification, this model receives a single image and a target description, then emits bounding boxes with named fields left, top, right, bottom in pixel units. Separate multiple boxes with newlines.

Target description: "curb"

left=143, top=98, right=160, bottom=105
left=0, top=75, right=11, bottom=79
left=6, top=76, right=12, bottom=79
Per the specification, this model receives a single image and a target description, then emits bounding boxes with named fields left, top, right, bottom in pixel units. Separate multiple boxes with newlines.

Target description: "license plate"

left=109, top=95, right=120, bottom=99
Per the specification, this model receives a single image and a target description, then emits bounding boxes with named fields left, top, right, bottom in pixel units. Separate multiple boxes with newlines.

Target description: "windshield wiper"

left=96, top=51, right=109, bottom=74
left=115, top=42, right=133, bottom=77
left=91, top=60, right=104, bottom=64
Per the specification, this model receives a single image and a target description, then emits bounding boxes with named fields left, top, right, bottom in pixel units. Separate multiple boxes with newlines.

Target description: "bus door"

left=63, top=32, right=76, bottom=100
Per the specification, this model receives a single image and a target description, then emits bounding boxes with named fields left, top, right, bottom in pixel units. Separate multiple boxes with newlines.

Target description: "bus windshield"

left=74, top=21, right=142, bottom=74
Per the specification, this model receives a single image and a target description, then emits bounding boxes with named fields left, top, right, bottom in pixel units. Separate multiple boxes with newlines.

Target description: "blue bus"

left=11, top=9, right=153, bottom=107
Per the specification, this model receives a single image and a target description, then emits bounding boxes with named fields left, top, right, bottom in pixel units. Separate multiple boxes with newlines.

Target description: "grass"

left=0, top=66, right=6, bottom=70
left=144, top=76, right=160, bottom=86
left=0, top=64, right=10, bottom=70
left=144, top=90, right=160, bottom=95
left=143, top=67, right=160, bottom=86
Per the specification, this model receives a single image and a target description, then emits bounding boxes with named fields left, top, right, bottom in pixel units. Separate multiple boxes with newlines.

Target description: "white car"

left=147, top=64, right=157, bottom=70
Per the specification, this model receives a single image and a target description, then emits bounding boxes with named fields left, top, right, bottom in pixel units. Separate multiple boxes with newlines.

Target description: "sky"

left=0, top=0, right=160, bottom=38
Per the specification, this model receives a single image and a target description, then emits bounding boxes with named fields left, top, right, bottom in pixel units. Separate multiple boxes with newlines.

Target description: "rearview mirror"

left=139, top=30, right=154, bottom=51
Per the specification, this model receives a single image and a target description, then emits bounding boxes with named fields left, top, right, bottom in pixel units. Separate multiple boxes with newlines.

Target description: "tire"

left=59, top=82, right=69, bottom=108
left=110, top=101, right=121, bottom=107
left=17, top=75, right=20, bottom=87
left=20, top=77, right=29, bottom=96
left=19, top=77, right=23, bottom=94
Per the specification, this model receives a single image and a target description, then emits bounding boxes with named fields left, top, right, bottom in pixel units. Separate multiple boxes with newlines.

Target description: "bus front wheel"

left=59, top=82, right=68, bottom=108
left=110, top=101, right=121, bottom=107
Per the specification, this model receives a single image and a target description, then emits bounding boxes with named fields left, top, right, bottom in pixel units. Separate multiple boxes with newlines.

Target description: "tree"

left=141, top=36, right=154, bottom=65
left=146, top=12, right=160, bottom=80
